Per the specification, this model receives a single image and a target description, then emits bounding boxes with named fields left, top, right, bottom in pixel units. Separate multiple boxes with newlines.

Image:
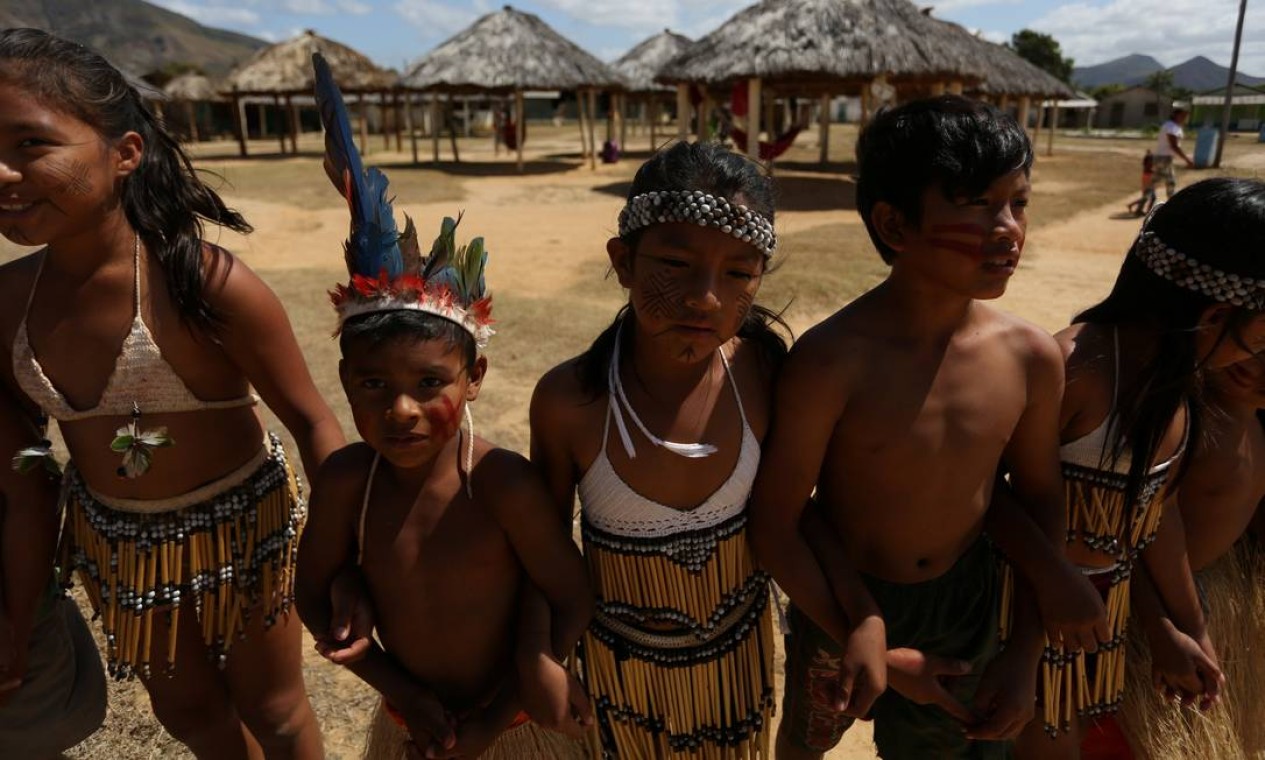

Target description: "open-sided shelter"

left=612, top=30, right=693, bottom=152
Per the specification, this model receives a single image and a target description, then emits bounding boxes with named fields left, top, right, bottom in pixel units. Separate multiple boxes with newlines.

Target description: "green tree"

left=1144, top=69, right=1175, bottom=116
left=1009, top=29, right=1075, bottom=84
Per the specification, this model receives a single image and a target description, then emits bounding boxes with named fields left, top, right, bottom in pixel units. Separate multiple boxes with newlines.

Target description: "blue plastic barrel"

left=1258, top=123, right=1265, bottom=143
left=1193, top=127, right=1219, bottom=168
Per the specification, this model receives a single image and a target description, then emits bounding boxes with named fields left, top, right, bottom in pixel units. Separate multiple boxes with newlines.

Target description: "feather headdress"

left=313, top=53, right=493, bottom=347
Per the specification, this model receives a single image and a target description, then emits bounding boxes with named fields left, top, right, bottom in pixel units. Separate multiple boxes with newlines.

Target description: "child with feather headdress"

left=292, top=53, right=592, bottom=760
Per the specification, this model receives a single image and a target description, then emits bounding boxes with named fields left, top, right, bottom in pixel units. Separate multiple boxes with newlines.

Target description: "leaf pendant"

left=112, top=411, right=174, bottom=479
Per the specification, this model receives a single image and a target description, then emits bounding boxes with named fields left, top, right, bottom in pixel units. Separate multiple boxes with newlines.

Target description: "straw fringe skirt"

left=363, top=701, right=591, bottom=760
left=1119, top=540, right=1265, bottom=759
left=58, top=433, right=303, bottom=679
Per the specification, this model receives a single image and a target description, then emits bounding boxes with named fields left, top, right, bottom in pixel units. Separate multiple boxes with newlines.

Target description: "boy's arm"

left=749, top=338, right=885, bottom=715
left=0, top=407, right=60, bottom=699
left=294, top=448, right=456, bottom=751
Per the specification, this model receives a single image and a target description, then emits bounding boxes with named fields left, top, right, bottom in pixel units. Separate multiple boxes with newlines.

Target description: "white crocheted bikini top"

left=578, top=342, right=761, bottom=539
left=12, top=237, right=258, bottom=422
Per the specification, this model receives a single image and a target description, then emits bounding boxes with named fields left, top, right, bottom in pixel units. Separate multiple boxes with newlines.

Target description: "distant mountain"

left=0, top=0, right=266, bottom=77
left=1073, top=53, right=1265, bottom=91
left=1073, top=54, right=1164, bottom=88
left=1165, top=55, right=1265, bottom=91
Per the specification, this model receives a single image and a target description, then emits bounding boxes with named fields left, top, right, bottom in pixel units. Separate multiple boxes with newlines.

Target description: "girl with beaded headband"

left=1005, top=177, right=1265, bottom=758
left=522, top=141, right=789, bottom=758
left=0, top=28, right=345, bottom=759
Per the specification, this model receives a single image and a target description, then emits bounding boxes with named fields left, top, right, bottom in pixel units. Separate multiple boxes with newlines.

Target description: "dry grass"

left=0, top=122, right=1256, bottom=760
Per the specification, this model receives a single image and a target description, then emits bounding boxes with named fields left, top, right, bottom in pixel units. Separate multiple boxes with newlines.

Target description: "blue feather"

left=312, top=52, right=401, bottom=279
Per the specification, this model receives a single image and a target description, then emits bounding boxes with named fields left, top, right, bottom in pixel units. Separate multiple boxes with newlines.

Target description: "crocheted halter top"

left=578, top=345, right=760, bottom=540
left=12, top=238, right=257, bottom=422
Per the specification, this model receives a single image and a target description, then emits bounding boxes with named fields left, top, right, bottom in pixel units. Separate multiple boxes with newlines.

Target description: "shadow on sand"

left=374, top=159, right=581, bottom=177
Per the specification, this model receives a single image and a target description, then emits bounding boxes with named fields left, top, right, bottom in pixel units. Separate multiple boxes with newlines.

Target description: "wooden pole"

left=184, top=101, right=199, bottom=143
left=1032, top=102, right=1043, bottom=150
left=699, top=93, right=713, bottom=141
left=948, top=80, right=964, bottom=95
left=357, top=94, right=369, bottom=156
left=931, top=82, right=947, bottom=96
left=446, top=94, right=460, bottom=162
left=393, top=91, right=403, bottom=151
left=818, top=92, right=831, bottom=165
left=381, top=92, right=391, bottom=150
left=273, top=94, right=286, bottom=154
left=1017, top=95, right=1032, bottom=134
left=1047, top=102, right=1060, bottom=157
left=861, top=81, right=872, bottom=126
left=515, top=89, right=525, bottom=173
left=232, top=89, right=247, bottom=157
left=746, top=77, right=761, bottom=161
left=405, top=90, right=419, bottom=165
left=618, top=93, right=627, bottom=155
left=1214, top=0, right=1249, bottom=167
left=430, top=95, right=440, bottom=163
left=676, top=84, right=690, bottom=140
left=650, top=98, right=658, bottom=150
left=576, top=89, right=590, bottom=163
left=762, top=91, right=775, bottom=143
left=285, top=94, right=297, bottom=153
left=587, top=89, right=598, bottom=170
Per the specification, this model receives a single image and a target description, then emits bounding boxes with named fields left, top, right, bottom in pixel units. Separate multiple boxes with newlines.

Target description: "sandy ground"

left=1, top=124, right=1260, bottom=759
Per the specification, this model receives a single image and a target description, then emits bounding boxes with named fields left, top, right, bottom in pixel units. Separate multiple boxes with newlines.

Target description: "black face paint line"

left=46, top=158, right=92, bottom=197
left=640, top=266, right=684, bottom=322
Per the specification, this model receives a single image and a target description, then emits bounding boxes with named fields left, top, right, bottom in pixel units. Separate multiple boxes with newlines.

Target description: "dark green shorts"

left=780, top=536, right=1009, bottom=759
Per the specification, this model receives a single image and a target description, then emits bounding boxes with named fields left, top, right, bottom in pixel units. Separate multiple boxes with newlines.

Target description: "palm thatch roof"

left=400, top=5, right=621, bottom=93
left=222, top=29, right=393, bottom=94
left=933, top=19, right=1074, bottom=99
left=164, top=73, right=221, bottom=102
left=658, top=0, right=987, bottom=93
left=613, top=29, right=693, bottom=93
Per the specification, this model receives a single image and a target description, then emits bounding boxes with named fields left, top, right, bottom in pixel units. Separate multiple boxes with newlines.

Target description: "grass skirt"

left=58, top=433, right=303, bottom=679
left=1119, top=540, right=1265, bottom=759
left=362, top=700, right=591, bottom=760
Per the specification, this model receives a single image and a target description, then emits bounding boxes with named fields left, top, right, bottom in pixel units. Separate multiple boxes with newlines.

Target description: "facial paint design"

left=640, top=266, right=683, bottom=321
left=47, top=158, right=92, bottom=197
left=734, top=290, right=755, bottom=332
left=424, top=395, right=461, bottom=440
left=927, top=223, right=991, bottom=259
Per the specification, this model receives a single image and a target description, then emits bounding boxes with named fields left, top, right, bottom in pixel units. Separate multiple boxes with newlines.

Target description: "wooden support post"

left=515, top=90, right=525, bottom=173
left=1032, top=102, right=1043, bottom=150
left=273, top=94, right=286, bottom=154
left=746, top=77, right=761, bottom=161
left=948, top=80, right=963, bottom=95
left=405, top=91, right=418, bottom=165
left=576, top=89, right=590, bottom=163
left=232, top=90, right=248, bottom=157
left=1047, top=102, right=1060, bottom=157
left=1017, top=95, right=1032, bottom=133
left=676, top=83, right=690, bottom=140
left=184, top=101, right=199, bottom=143
left=650, top=99, right=658, bottom=150
left=699, top=94, right=713, bottom=140
left=446, top=94, right=460, bottom=162
left=587, top=89, right=598, bottom=169
left=818, top=92, right=831, bottom=165
left=931, top=82, right=946, bottom=96
left=394, top=91, right=403, bottom=151
left=762, top=91, right=775, bottom=142
left=357, top=95, right=369, bottom=156
left=861, top=81, right=872, bottom=125
left=285, top=94, right=297, bottom=153
left=999, top=94, right=1011, bottom=111
left=618, top=93, right=627, bottom=155
left=430, top=95, right=440, bottom=163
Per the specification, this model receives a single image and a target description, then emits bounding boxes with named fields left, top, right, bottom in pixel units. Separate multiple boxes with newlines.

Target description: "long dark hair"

left=0, top=28, right=251, bottom=332
left=1076, top=177, right=1265, bottom=507
left=576, top=141, right=789, bottom=397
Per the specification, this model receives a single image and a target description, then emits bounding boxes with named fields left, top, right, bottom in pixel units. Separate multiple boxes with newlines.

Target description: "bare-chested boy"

left=295, top=239, right=593, bottom=759
left=751, top=96, right=1069, bottom=759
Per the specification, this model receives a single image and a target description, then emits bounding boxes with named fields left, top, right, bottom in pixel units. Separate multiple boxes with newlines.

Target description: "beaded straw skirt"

left=59, top=432, right=304, bottom=679
left=1000, top=463, right=1168, bottom=736
left=580, top=506, right=776, bottom=759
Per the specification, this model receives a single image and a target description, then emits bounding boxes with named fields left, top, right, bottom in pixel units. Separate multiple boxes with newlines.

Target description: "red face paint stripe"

left=927, top=238, right=987, bottom=259
left=424, top=396, right=461, bottom=439
left=929, top=223, right=988, bottom=237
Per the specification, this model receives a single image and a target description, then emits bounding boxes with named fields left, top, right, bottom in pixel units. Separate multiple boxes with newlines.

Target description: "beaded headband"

left=617, top=190, right=776, bottom=257
left=1134, top=231, right=1265, bottom=310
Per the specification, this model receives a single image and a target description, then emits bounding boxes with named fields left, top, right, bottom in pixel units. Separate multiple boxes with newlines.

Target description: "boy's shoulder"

left=468, top=437, right=551, bottom=518
left=974, top=304, right=1063, bottom=367
left=315, top=442, right=378, bottom=488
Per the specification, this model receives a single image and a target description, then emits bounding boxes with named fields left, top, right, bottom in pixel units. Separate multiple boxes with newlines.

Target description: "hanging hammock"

left=730, top=125, right=804, bottom=161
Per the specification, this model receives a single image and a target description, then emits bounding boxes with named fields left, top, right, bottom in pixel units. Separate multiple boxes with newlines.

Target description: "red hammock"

left=501, top=117, right=525, bottom=150
left=730, top=125, right=803, bottom=161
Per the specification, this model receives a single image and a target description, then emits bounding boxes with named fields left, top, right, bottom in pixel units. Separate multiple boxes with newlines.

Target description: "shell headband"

left=618, top=190, right=776, bottom=257
left=313, top=52, right=493, bottom=346
left=1134, top=231, right=1264, bottom=310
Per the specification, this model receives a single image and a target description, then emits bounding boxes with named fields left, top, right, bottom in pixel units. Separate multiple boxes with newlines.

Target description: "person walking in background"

left=1151, top=106, right=1193, bottom=200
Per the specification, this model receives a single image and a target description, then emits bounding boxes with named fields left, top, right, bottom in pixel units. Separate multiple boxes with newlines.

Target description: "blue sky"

left=154, top=0, right=1264, bottom=75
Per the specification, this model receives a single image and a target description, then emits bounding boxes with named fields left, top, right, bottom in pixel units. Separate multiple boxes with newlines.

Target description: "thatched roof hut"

left=931, top=20, right=1074, bottom=100
left=223, top=29, right=393, bottom=94
left=164, top=73, right=220, bottom=102
left=400, top=5, right=621, bottom=93
left=658, top=0, right=987, bottom=93
left=613, top=29, right=693, bottom=94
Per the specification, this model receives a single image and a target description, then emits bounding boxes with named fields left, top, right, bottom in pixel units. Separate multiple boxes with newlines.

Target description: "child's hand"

left=967, top=644, right=1038, bottom=740
left=1148, top=619, right=1224, bottom=710
left=423, top=709, right=503, bottom=760
left=518, top=651, right=592, bottom=737
left=313, top=566, right=375, bottom=665
left=400, top=691, right=458, bottom=757
left=840, top=614, right=887, bottom=718
left=1036, top=562, right=1109, bottom=653
left=886, top=648, right=976, bottom=725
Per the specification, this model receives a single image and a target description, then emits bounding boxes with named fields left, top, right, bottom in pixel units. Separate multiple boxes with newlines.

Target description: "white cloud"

left=534, top=0, right=680, bottom=31
left=1033, top=0, right=1265, bottom=73
left=337, top=0, right=372, bottom=14
left=151, top=0, right=261, bottom=26
left=279, top=0, right=335, bottom=13
left=393, top=0, right=480, bottom=39
left=931, top=0, right=1021, bottom=11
